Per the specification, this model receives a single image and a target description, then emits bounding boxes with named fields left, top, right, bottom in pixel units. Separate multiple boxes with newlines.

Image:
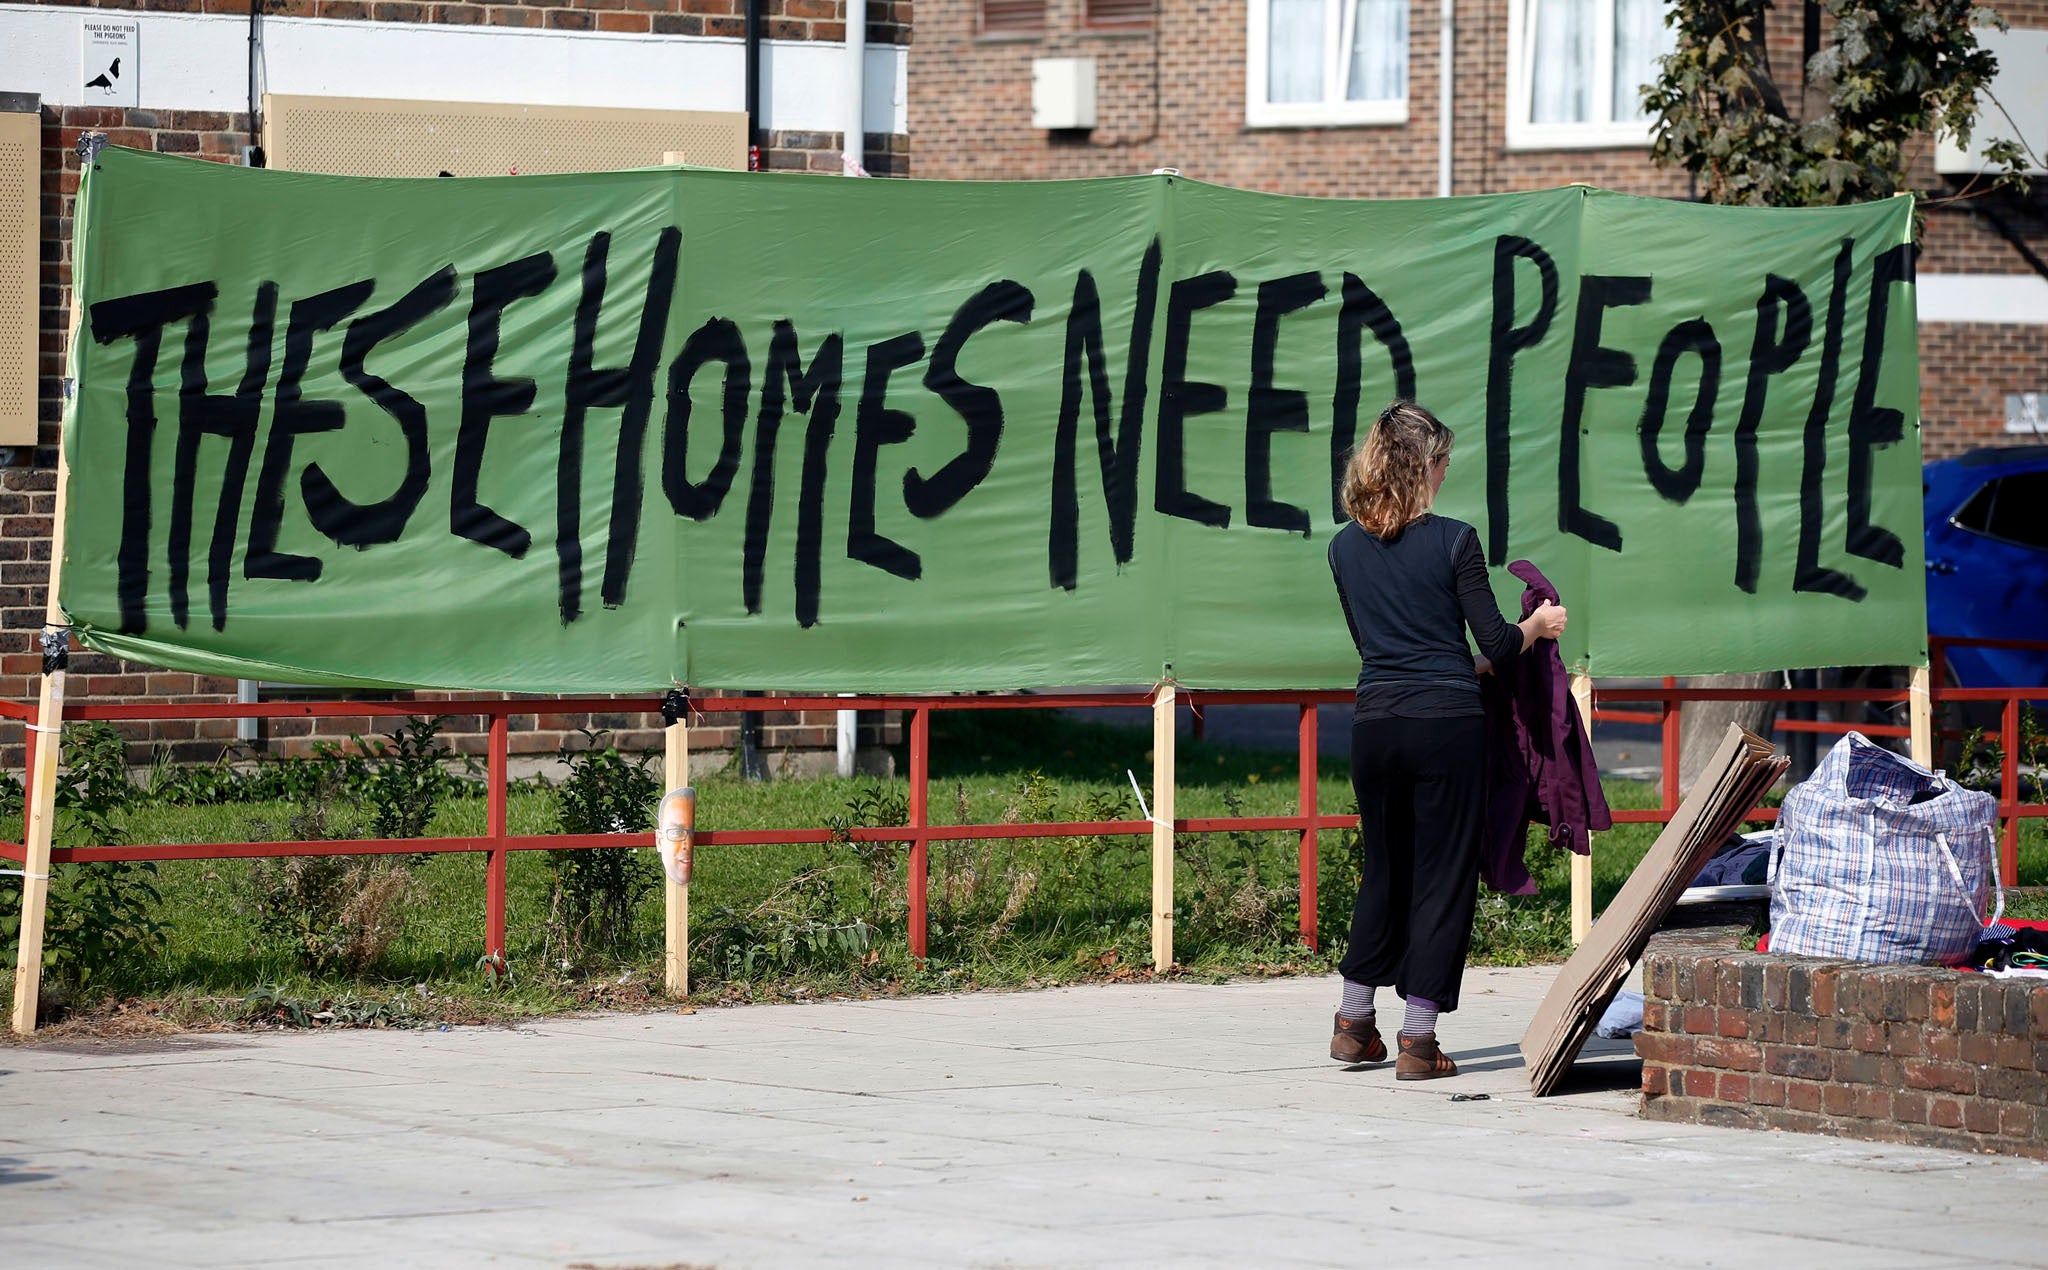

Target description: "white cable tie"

left=24, top=723, right=61, bottom=734
left=1125, top=769, right=1174, bottom=832
left=0, top=870, right=50, bottom=879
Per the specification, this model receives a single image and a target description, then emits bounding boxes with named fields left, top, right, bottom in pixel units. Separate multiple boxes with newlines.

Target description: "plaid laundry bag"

left=1768, top=731, right=2002, bottom=965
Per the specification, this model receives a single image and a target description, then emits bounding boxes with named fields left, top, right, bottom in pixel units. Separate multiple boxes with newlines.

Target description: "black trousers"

left=1338, top=715, right=1486, bottom=1012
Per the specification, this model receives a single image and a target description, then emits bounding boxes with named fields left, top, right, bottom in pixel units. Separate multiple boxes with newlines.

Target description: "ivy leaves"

left=1644, top=0, right=2031, bottom=215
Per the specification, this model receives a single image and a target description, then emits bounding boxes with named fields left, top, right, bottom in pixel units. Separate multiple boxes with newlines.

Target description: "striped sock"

left=1402, top=995, right=1440, bottom=1038
left=1338, top=979, right=1376, bottom=1021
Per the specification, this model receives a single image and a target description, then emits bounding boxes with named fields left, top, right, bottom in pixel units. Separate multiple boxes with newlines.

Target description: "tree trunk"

left=1674, top=672, right=1780, bottom=799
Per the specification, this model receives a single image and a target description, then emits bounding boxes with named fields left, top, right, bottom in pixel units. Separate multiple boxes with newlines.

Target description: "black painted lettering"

left=662, top=317, right=751, bottom=523
left=1559, top=274, right=1649, bottom=552
left=1329, top=273, right=1415, bottom=523
left=1484, top=237, right=1559, bottom=564
left=909, top=280, right=1033, bottom=518
left=248, top=279, right=375, bottom=583
left=748, top=322, right=844, bottom=623
left=1155, top=270, right=1236, bottom=529
left=169, top=285, right=275, bottom=633
left=848, top=331, right=926, bottom=580
left=1245, top=271, right=1325, bottom=537
left=1796, top=240, right=1864, bottom=598
left=90, top=281, right=220, bottom=634
left=566, top=227, right=680, bottom=617
left=1845, top=243, right=1915, bottom=569
left=1635, top=318, right=1720, bottom=506
left=454, top=252, right=556, bottom=557
left=318, top=267, right=456, bottom=551
left=1049, top=238, right=1160, bottom=591
left=1734, top=275, right=1812, bottom=592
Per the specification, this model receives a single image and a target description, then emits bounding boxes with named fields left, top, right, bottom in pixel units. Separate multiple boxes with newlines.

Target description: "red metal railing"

left=1590, top=636, right=2048, bottom=883
left=0, top=636, right=2041, bottom=973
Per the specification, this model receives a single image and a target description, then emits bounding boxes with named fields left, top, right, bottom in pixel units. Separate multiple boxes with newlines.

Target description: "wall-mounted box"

left=1032, top=58, right=1097, bottom=131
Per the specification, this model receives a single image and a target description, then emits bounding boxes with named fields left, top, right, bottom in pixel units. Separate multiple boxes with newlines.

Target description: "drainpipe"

left=842, top=0, right=867, bottom=175
left=745, top=0, right=763, bottom=169
left=1437, top=0, right=1454, bottom=197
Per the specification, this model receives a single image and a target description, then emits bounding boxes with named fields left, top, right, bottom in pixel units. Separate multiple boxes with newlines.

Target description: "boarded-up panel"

left=263, top=95, right=748, bottom=178
left=0, top=107, right=37, bottom=446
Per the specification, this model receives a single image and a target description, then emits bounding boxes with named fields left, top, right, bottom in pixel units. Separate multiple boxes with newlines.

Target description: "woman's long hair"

left=1341, top=401, right=1454, bottom=540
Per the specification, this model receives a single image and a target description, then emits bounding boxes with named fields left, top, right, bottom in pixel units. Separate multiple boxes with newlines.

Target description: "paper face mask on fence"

left=657, top=786, right=695, bottom=885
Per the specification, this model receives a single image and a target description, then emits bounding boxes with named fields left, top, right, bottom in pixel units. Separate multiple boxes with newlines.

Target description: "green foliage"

left=1954, top=705, right=2046, bottom=803
left=248, top=778, right=413, bottom=975
left=827, top=780, right=910, bottom=923
left=1177, top=790, right=1299, bottom=953
left=241, top=983, right=418, bottom=1028
left=544, top=730, right=662, bottom=964
left=358, top=716, right=459, bottom=840
left=1644, top=0, right=2032, bottom=211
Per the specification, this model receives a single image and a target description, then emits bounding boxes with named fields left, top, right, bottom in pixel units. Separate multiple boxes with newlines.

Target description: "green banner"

left=59, top=147, right=1924, bottom=693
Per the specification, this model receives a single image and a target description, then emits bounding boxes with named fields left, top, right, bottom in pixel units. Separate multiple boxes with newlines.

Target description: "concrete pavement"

left=4, top=969, right=2044, bottom=1269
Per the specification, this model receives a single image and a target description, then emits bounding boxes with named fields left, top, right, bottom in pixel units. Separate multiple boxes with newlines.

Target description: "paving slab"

left=3, top=967, right=2043, bottom=1269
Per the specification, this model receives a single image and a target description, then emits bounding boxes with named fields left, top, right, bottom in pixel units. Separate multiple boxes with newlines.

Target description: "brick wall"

left=25, top=0, right=910, bottom=46
left=910, top=0, right=2048, bottom=452
left=14, top=95, right=908, bottom=769
left=1639, top=949, right=2048, bottom=1159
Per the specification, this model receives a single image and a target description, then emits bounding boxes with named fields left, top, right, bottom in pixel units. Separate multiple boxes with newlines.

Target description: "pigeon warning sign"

left=82, top=17, right=138, bottom=107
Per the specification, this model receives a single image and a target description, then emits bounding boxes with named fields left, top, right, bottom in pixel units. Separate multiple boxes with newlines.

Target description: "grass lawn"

left=4, top=707, right=2043, bottom=1035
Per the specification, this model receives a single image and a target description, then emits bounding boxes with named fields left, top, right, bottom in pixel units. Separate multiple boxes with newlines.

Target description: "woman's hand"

left=1518, top=599, right=1567, bottom=649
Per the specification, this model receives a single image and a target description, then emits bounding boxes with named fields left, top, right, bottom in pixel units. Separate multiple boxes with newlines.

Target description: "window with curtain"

left=1512, top=0, right=1673, bottom=144
left=1248, top=0, right=1410, bottom=126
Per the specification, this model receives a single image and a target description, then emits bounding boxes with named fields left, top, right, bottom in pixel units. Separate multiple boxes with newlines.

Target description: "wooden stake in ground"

left=1909, top=663, right=1934, bottom=770
left=661, top=704, right=692, bottom=998
left=10, top=134, right=101, bottom=1035
left=1569, top=673, right=1595, bottom=947
left=1151, top=680, right=1176, bottom=971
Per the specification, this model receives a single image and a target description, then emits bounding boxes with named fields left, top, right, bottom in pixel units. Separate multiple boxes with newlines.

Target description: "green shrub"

left=545, top=730, right=661, bottom=965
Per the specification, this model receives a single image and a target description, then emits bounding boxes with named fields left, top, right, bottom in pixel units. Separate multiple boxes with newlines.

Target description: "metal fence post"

left=1297, top=701, right=1317, bottom=950
left=485, top=712, right=508, bottom=976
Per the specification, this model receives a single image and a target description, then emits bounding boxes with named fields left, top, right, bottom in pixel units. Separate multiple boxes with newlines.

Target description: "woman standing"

left=1325, top=403, right=1566, bottom=1080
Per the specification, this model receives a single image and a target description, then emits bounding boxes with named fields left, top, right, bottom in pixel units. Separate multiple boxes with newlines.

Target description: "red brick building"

left=907, top=0, right=2048, bottom=456
left=3, top=0, right=910, bottom=767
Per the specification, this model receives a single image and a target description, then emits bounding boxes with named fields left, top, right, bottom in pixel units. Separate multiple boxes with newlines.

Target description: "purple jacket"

left=1477, top=560, right=1611, bottom=895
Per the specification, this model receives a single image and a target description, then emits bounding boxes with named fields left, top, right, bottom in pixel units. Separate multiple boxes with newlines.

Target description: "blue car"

left=1924, top=445, right=2048, bottom=692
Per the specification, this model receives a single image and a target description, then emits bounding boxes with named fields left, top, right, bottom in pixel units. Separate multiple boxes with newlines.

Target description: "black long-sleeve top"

left=1327, top=514, right=1525, bottom=721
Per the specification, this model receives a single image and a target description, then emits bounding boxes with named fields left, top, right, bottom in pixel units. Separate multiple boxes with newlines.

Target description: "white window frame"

left=1246, top=0, right=1409, bottom=129
left=1505, top=0, right=1664, bottom=150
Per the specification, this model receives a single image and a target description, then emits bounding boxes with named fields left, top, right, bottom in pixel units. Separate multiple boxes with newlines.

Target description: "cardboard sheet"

left=1520, top=723, right=1788, bottom=1096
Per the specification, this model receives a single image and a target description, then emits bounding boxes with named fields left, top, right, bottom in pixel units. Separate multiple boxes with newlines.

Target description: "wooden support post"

left=12, top=139, right=94, bottom=1034
left=1909, top=662, right=1934, bottom=770
left=1568, top=673, right=1595, bottom=947
left=1151, top=681, right=1176, bottom=971
left=663, top=710, right=690, bottom=998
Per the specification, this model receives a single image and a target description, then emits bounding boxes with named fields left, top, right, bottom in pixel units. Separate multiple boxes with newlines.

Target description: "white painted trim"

left=1244, top=0, right=1409, bottom=129
left=1503, top=0, right=1658, bottom=151
left=1917, top=273, right=2048, bottom=326
left=0, top=3, right=908, bottom=135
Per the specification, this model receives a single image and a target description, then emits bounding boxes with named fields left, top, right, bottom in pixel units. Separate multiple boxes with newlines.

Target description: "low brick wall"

left=1638, top=950, right=2048, bottom=1159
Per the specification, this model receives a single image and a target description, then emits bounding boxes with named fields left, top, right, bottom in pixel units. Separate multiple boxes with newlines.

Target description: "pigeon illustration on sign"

left=85, top=57, right=120, bottom=90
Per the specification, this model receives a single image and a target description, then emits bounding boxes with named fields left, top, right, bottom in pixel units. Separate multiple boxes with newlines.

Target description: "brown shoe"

left=1330, top=1013, right=1387, bottom=1064
left=1396, top=1032, right=1458, bottom=1081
